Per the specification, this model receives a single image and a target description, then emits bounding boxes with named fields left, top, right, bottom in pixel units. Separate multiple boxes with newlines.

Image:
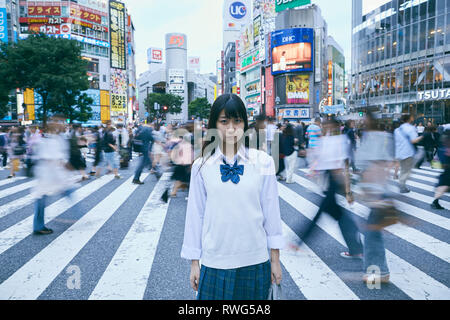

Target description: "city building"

left=325, top=36, right=346, bottom=111
left=224, top=41, right=236, bottom=94
left=351, top=0, right=450, bottom=124
left=13, top=0, right=136, bottom=125
left=271, top=3, right=330, bottom=122
left=137, top=34, right=216, bottom=124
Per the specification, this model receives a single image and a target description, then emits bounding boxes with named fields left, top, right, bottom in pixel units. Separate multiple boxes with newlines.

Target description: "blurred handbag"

left=267, top=283, right=283, bottom=300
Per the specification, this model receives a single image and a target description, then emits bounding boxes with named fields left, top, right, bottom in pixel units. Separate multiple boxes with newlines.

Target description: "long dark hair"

left=200, top=94, right=249, bottom=162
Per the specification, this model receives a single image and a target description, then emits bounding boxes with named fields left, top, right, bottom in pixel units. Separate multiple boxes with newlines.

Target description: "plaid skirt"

left=197, top=260, right=271, bottom=300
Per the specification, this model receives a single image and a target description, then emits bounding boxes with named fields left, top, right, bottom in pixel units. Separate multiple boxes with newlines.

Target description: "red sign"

left=237, top=87, right=240, bottom=94
left=28, top=6, right=61, bottom=16
left=70, top=7, right=102, bottom=24
left=20, top=17, right=108, bottom=33
left=152, top=50, right=162, bottom=61
left=265, top=67, right=275, bottom=117
left=28, top=24, right=70, bottom=35
left=168, top=35, right=185, bottom=47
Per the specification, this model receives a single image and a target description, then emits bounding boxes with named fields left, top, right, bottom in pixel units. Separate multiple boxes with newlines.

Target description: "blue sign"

left=0, top=1, right=8, bottom=44
left=271, top=28, right=314, bottom=75
left=19, top=33, right=110, bottom=48
left=229, top=2, right=247, bottom=19
left=323, top=104, right=345, bottom=115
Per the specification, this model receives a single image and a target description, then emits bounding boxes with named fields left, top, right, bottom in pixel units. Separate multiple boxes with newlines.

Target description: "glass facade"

left=352, top=0, right=450, bottom=123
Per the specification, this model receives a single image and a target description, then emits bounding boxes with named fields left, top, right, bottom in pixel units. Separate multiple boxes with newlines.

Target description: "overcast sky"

left=124, top=0, right=353, bottom=77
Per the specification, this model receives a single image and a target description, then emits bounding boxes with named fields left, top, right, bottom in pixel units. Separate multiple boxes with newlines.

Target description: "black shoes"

left=34, top=227, right=53, bottom=235
left=431, top=199, right=444, bottom=210
left=399, top=187, right=410, bottom=194
left=132, top=179, right=144, bottom=185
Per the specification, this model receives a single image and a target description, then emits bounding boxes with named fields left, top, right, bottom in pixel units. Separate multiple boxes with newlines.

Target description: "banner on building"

left=188, top=57, right=201, bottom=72
left=100, top=90, right=111, bottom=122
left=168, top=69, right=185, bottom=95
left=147, top=47, right=163, bottom=64
left=0, top=0, right=7, bottom=43
left=110, top=93, right=126, bottom=112
left=23, top=89, right=35, bottom=121
left=265, top=67, right=275, bottom=117
left=27, top=5, right=61, bottom=17
left=109, top=1, right=126, bottom=70
left=275, top=0, right=311, bottom=13
left=286, top=74, right=310, bottom=104
left=279, top=108, right=310, bottom=119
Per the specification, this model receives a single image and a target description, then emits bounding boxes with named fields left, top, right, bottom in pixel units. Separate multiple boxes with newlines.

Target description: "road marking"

left=0, top=194, right=35, bottom=219
left=278, top=183, right=450, bottom=300
left=293, top=174, right=450, bottom=261
left=0, top=174, right=148, bottom=300
left=0, top=177, right=27, bottom=188
left=89, top=173, right=172, bottom=300
left=0, top=175, right=115, bottom=256
left=0, top=180, right=35, bottom=200
left=281, top=222, right=359, bottom=300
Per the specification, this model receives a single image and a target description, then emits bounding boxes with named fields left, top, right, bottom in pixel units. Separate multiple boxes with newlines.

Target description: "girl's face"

left=216, top=109, right=245, bottom=145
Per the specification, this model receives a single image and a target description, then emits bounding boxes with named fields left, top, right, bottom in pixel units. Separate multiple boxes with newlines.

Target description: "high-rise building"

left=326, top=36, right=346, bottom=107
left=1, top=0, right=19, bottom=44
left=15, top=0, right=136, bottom=125
left=224, top=41, right=236, bottom=94
left=351, top=0, right=450, bottom=124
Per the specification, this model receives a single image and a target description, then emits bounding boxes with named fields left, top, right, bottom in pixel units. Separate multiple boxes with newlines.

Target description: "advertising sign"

left=279, top=108, right=310, bottom=119
left=286, top=74, right=310, bottom=104
left=147, top=48, right=163, bottom=64
left=275, top=0, right=311, bottom=13
left=69, top=6, right=102, bottom=24
left=28, top=6, right=61, bottom=17
left=240, top=50, right=260, bottom=72
left=0, top=0, right=7, bottom=43
left=188, top=57, right=201, bottom=72
left=111, top=68, right=127, bottom=96
left=110, top=94, right=126, bottom=112
left=109, top=1, right=126, bottom=70
left=223, top=0, right=251, bottom=31
left=168, top=69, right=185, bottom=95
left=271, top=28, right=314, bottom=75
left=166, top=33, right=187, bottom=50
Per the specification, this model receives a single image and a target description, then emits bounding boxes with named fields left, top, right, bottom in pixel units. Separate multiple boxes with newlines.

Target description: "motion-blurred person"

left=31, top=119, right=77, bottom=235
left=116, top=123, right=129, bottom=169
left=266, top=117, right=277, bottom=155
left=151, top=123, right=166, bottom=177
left=170, top=132, right=194, bottom=198
left=132, top=123, right=153, bottom=185
left=431, top=130, right=450, bottom=210
left=25, top=126, right=42, bottom=177
left=68, top=124, right=89, bottom=181
left=394, top=115, right=423, bottom=193
left=343, top=120, right=359, bottom=173
left=7, top=127, right=27, bottom=179
left=416, top=125, right=439, bottom=169
left=275, top=123, right=286, bottom=180
left=305, top=117, right=322, bottom=167
left=0, top=127, right=9, bottom=169
left=97, top=122, right=120, bottom=179
left=89, top=127, right=103, bottom=176
left=355, top=113, right=395, bottom=284
left=127, top=126, right=134, bottom=161
left=296, top=117, right=363, bottom=260
left=279, top=123, right=297, bottom=184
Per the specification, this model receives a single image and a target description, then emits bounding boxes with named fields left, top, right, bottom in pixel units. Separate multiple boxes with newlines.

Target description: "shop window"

left=434, top=60, right=444, bottom=88
left=417, top=63, right=426, bottom=91
left=410, top=64, right=418, bottom=89
left=417, top=104, right=425, bottom=118
left=425, top=62, right=434, bottom=90
left=391, top=69, right=396, bottom=94
left=403, top=67, right=410, bottom=93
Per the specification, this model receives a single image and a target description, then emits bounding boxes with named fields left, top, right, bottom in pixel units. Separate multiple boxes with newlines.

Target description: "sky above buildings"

left=124, top=0, right=353, bottom=77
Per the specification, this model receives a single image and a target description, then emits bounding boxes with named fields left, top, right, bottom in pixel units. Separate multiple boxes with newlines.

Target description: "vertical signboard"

left=0, top=0, right=7, bottom=43
left=168, top=69, right=186, bottom=95
left=100, top=90, right=111, bottom=122
left=109, top=1, right=126, bottom=70
left=24, top=89, right=35, bottom=121
left=286, top=74, right=310, bottom=104
left=110, top=68, right=127, bottom=113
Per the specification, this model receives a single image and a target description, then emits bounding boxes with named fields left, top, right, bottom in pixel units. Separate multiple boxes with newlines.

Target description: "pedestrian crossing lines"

left=0, top=164, right=448, bottom=300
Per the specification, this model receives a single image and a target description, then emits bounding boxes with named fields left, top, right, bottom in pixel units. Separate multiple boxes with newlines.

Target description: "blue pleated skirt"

left=197, top=260, right=271, bottom=300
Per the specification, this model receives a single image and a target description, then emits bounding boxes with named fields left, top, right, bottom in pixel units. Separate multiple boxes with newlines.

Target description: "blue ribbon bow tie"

left=220, top=159, right=244, bottom=184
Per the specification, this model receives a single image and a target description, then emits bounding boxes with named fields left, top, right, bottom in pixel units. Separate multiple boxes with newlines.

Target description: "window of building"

left=392, top=32, right=398, bottom=58
left=410, top=64, right=418, bottom=90
left=412, top=4, right=419, bottom=23
left=446, top=13, right=450, bottom=45
left=403, top=67, right=410, bottom=93
left=427, top=18, right=436, bottom=50
left=434, top=60, right=444, bottom=88
left=398, top=28, right=404, bottom=56
left=436, top=15, right=445, bottom=47
left=405, top=7, right=411, bottom=25
left=405, top=25, right=411, bottom=54
left=411, top=23, right=418, bottom=52
left=420, top=20, right=427, bottom=50
left=425, top=62, right=434, bottom=90
left=386, top=33, right=392, bottom=59
left=417, top=63, right=425, bottom=90
left=420, top=2, right=427, bottom=20
left=428, top=0, right=436, bottom=18
left=444, top=57, right=450, bottom=88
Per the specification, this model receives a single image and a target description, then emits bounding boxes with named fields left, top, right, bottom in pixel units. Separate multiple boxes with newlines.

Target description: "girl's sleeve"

left=180, top=159, right=207, bottom=260
left=260, top=154, right=285, bottom=249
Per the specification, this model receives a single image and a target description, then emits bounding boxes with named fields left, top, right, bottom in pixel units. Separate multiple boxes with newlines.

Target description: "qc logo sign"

left=229, top=2, right=247, bottom=19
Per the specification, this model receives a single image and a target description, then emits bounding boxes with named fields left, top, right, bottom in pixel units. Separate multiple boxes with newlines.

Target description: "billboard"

left=188, top=57, right=201, bottom=72
left=279, top=108, right=310, bottom=119
left=223, top=0, right=252, bottom=32
left=147, top=47, right=163, bottom=64
left=168, top=69, right=185, bottom=95
left=0, top=0, right=7, bottom=43
left=271, top=28, right=314, bottom=75
left=275, top=0, right=311, bottom=13
left=27, top=5, right=61, bottom=17
left=109, top=1, right=126, bottom=70
left=110, top=68, right=127, bottom=113
left=286, top=74, right=310, bottom=104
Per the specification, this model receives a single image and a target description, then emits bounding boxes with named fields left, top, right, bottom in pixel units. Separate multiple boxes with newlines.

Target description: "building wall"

left=351, top=0, right=450, bottom=123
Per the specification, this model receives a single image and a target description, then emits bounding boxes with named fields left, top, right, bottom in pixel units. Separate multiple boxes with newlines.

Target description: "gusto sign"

left=229, top=2, right=247, bottom=19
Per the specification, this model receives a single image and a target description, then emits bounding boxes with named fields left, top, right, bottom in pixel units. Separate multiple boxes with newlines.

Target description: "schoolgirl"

left=181, top=94, right=284, bottom=300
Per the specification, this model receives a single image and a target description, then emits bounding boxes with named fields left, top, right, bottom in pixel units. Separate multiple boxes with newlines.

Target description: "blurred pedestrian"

left=97, top=122, right=120, bottom=179
left=431, top=130, right=450, bottom=210
left=7, top=127, right=27, bottom=179
left=0, top=127, right=9, bottom=169
left=279, top=123, right=297, bottom=184
left=132, top=123, right=153, bottom=185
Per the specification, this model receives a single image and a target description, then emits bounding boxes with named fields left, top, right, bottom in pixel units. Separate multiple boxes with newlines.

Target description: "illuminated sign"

left=109, top=1, right=126, bottom=70
left=276, top=0, right=311, bottom=13
left=229, top=2, right=247, bottom=19
left=147, top=48, right=163, bottom=64
left=28, top=6, right=61, bottom=17
left=286, top=74, right=310, bottom=104
left=0, top=0, right=7, bottom=43
left=169, top=35, right=185, bottom=47
left=271, top=28, right=314, bottom=75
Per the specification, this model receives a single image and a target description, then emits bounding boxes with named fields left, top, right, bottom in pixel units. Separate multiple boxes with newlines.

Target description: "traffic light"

left=162, top=106, right=168, bottom=112
left=359, top=112, right=364, bottom=117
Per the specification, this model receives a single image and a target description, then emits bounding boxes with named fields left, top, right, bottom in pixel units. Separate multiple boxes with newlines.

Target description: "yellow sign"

left=111, top=93, right=126, bottom=112
left=286, top=74, right=309, bottom=104
left=100, top=90, right=111, bottom=122
left=24, top=89, right=35, bottom=121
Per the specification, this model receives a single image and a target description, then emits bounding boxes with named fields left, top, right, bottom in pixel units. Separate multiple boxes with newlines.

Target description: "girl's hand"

left=271, top=260, right=282, bottom=285
left=190, top=261, right=200, bottom=292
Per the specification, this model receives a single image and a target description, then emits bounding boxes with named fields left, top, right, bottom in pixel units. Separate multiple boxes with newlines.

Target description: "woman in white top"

left=181, top=94, right=284, bottom=300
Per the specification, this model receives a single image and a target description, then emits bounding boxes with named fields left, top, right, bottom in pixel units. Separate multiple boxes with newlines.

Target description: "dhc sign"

left=230, top=2, right=247, bottom=19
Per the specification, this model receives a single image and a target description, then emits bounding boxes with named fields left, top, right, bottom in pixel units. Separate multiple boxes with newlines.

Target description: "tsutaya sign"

left=417, top=89, right=450, bottom=101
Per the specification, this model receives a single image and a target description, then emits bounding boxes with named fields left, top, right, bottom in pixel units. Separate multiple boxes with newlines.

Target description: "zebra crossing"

left=0, top=161, right=448, bottom=300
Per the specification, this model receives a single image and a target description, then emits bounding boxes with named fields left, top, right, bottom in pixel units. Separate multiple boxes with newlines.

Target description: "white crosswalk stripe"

left=0, top=162, right=448, bottom=300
